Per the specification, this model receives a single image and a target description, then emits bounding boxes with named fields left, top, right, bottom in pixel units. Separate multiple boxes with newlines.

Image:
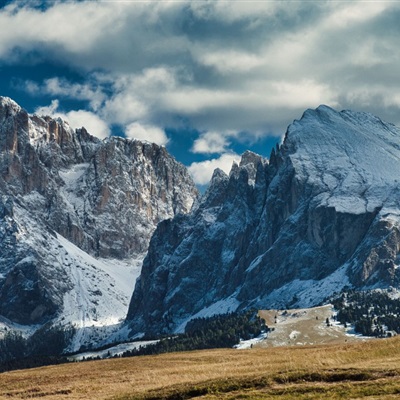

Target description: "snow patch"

left=260, top=263, right=352, bottom=309
left=234, top=333, right=268, bottom=349
left=68, top=340, right=158, bottom=361
left=289, top=330, right=301, bottom=340
left=59, top=163, right=89, bottom=186
left=175, top=297, right=240, bottom=333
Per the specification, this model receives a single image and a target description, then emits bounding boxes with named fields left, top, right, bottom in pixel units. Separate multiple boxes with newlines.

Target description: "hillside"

left=1, top=336, right=400, bottom=399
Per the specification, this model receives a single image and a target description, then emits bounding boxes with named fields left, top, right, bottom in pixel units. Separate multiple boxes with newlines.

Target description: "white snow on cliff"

left=289, top=105, right=400, bottom=215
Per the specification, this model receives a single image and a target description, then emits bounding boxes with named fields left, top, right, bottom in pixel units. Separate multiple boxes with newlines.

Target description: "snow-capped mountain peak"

left=127, top=105, right=400, bottom=335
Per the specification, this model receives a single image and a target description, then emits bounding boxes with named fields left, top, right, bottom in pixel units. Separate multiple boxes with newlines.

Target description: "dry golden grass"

left=1, top=336, right=400, bottom=399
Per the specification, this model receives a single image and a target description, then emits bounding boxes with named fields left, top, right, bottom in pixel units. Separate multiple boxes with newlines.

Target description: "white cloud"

left=102, top=92, right=148, bottom=126
left=0, top=2, right=191, bottom=70
left=195, top=49, right=264, bottom=74
left=35, top=99, right=60, bottom=116
left=61, top=110, right=110, bottom=139
left=325, top=2, right=388, bottom=29
left=191, top=131, right=230, bottom=154
left=2, top=0, right=400, bottom=147
left=188, top=153, right=240, bottom=186
left=26, top=78, right=106, bottom=111
left=126, top=122, right=168, bottom=146
left=190, top=1, right=290, bottom=23
left=35, top=100, right=110, bottom=139
left=99, top=68, right=178, bottom=126
left=159, top=79, right=336, bottom=133
left=0, top=2, right=116, bottom=57
left=130, top=67, right=177, bottom=92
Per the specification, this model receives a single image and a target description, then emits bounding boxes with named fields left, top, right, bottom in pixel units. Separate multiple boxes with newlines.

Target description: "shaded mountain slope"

left=127, top=105, right=400, bottom=334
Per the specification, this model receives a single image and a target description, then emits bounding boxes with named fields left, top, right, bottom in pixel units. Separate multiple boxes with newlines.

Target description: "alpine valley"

left=2, top=96, right=400, bottom=354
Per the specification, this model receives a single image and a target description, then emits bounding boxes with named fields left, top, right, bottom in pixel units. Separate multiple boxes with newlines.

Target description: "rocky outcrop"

left=127, top=105, right=400, bottom=335
left=0, top=96, right=198, bottom=326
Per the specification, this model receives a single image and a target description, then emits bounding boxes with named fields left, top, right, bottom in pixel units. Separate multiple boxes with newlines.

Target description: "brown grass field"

left=1, top=335, right=400, bottom=399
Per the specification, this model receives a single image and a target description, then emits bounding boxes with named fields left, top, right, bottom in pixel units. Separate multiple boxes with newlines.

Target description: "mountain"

left=0, top=96, right=198, bottom=350
left=127, top=105, right=400, bottom=335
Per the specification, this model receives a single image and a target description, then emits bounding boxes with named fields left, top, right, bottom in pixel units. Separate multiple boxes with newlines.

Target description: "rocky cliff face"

left=127, top=105, right=400, bottom=335
left=0, top=97, right=197, bottom=259
left=0, top=96, right=198, bottom=345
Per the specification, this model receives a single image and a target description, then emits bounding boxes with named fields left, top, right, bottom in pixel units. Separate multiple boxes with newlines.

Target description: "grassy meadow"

left=1, top=335, right=400, bottom=399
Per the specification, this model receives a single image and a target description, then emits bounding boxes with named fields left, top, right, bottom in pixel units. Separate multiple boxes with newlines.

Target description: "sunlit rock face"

left=0, top=96, right=198, bottom=327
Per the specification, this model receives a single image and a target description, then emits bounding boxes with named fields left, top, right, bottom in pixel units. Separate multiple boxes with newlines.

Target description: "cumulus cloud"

left=126, top=122, right=168, bottom=146
left=25, top=77, right=106, bottom=111
left=0, top=1, right=114, bottom=57
left=98, top=68, right=178, bottom=126
left=62, top=110, right=110, bottom=139
left=2, top=0, right=400, bottom=151
left=196, top=49, right=264, bottom=74
left=35, top=99, right=59, bottom=116
left=35, top=100, right=110, bottom=139
left=188, top=153, right=240, bottom=186
left=191, top=131, right=230, bottom=154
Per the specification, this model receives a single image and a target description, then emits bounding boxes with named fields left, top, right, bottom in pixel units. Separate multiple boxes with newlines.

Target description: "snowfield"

left=0, top=202, right=143, bottom=349
left=54, top=234, right=143, bottom=352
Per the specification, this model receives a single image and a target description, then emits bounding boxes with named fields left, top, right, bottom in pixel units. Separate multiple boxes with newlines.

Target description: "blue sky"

left=1, top=1, right=400, bottom=186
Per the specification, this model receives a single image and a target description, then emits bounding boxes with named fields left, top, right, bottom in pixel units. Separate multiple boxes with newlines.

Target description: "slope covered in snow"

left=0, top=185, right=144, bottom=348
left=288, top=106, right=400, bottom=215
left=54, top=234, right=142, bottom=351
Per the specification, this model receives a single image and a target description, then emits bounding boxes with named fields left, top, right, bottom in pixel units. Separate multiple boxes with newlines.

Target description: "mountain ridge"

left=0, top=96, right=198, bottom=350
left=3, top=96, right=400, bottom=351
left=127, top=104, right=400, bottom=335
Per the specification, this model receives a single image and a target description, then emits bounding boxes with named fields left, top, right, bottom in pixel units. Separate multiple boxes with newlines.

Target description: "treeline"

left=119, top=310, right=266, bottom=358
left=331, top=289, right=400, bottom=337
left=0, top=311, right=266, bottom=370
left=0, top=324, right=75, bottom=372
